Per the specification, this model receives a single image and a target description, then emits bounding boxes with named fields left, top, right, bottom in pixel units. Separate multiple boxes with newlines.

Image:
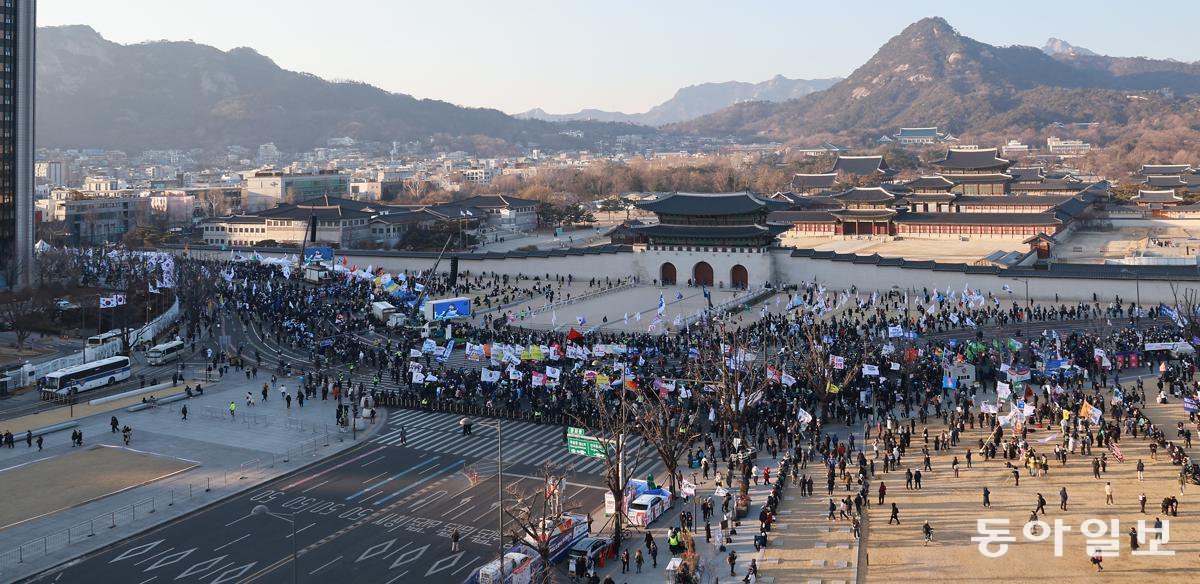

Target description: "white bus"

left=42, top=356, right=132, bottom=398
left=146, top=340, right=185, bottom=365
left=87, top=330, right=123, bottom=347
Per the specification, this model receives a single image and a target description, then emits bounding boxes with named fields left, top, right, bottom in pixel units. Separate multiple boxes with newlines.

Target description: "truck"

left=462, top=544, right=541, bottom=584
left=523, top=512, right=590, bottom=564
left=371, top=301, right=397, bottom=322
left=304, top=265, right=330, bottom=284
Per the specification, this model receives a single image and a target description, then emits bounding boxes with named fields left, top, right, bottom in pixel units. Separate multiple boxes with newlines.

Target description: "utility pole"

left=497, top=418, right=504, bottom=584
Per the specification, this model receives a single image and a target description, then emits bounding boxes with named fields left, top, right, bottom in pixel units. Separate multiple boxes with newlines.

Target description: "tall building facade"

left=1, top=0, right=34, bottom=286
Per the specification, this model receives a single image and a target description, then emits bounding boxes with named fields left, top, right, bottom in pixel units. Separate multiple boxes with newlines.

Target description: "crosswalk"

left=371, top=408, right=659, bottom=477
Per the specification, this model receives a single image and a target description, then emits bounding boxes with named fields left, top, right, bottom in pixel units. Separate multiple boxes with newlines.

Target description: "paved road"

left=27, top=409, right=627, bottom=584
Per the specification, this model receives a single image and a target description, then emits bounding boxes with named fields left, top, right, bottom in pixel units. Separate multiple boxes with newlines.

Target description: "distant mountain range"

left=1041, top=38, right=1096, bottom=57
left=671, top=18, right=1200, bottom=144
left=35, top=25, right=650, bottom=153
left=517, top=75, right=840, bottom=126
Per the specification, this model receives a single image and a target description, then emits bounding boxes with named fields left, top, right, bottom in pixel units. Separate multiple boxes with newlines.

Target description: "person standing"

left=727, top=549, right=737, bottom=576
left=25, top=430, right=32, bottom=448
left=621, top=549, right=629, bottom=573
left=111, top=416, right=119, bottom=433
left=1139, top=492, right=1148, bottom=513
left=878, top=482, right=887, bottom=505
left=1059, top=487, right=1069, bottom=511
left=400, top=426, right=407, bottom=445
left=982, top=487, right=991, bottom=507
left=635, top=549, right=644, bottom=574
left=1104, top=482, right=1114, bottom=506
left=451, top=528, right=460, bottom=552
left=181, top=405, right=188, bottom=420
left=1129, top=526, right=1140, bottom=552
left=35, top=435, right=42, bottom=451
left=1136, top=459, right=1145, bottom=482
left=229, top=401, right=236, bottom=419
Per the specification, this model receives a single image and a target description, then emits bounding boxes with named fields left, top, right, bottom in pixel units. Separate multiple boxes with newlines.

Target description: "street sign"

left=566, top=427, right=607, bottom=459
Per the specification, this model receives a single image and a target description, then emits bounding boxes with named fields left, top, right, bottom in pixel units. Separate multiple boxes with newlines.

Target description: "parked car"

left=566, top=537, right=611, bottom=568
left=54, top=299, right=79, bottom=311
left=628, top=494, right=668, bottom=527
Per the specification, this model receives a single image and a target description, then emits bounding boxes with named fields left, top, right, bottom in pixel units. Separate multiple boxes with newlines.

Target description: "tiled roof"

left=636, top=192, right=784, bottom=216
left=933, top=148, right=1011, bottom=170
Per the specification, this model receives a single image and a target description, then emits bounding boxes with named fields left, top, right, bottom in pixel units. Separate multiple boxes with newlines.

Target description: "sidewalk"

left=0, top=372, right=385, bottom=582
left=586, top=444, right=853, bottom=584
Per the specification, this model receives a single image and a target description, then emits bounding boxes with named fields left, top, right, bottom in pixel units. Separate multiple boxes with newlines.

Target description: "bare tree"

left=503, top=466, right=579, bottom=584
left=637, top=392, right=700, bottom=498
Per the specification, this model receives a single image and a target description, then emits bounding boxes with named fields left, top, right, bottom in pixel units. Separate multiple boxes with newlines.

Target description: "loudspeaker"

left=449, top=256, right=459, bottom=286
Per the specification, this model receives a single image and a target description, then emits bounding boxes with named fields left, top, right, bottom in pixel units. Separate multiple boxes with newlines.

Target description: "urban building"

left=1, top=0, right=35, bottom=285
left=35, top=160, right=68, bottom=187
left=242, top=169, right=350, bottom=211
left=62, top=195, right=150, bottom=245
left=200, top=196, right=374, bottom=247
left=1046, top=136, right=1092, bottom=157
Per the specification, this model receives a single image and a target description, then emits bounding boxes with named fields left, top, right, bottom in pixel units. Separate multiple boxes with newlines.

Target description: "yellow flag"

left=826, top=381, right=840, bottom=394
left=596, top=373, right=611, bottom=387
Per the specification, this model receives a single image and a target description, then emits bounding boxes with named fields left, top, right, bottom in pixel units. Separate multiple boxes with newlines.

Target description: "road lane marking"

left=384, top=570, right=409, bottom=584
left=363, top=471, right=388, bottom=484
left=213, top=534, right=250, bottom=552
left=362, top=456, right=387, bottom=467
left=449, top=504, right=477, bottom=521
left=132, top=548, right=173, bottom=566
left=301, top=479, right=331, bottom=494
left=308, top=555, right=343, bottom=575
left=288, top=522, right=317, bottom=538
left=375, top=461, right=465, bottom=505
left=346, top=458, right=439, bottom=501
left=283, top=445, right=388, bottom=491
left=138, top=577, right=157, bottom=584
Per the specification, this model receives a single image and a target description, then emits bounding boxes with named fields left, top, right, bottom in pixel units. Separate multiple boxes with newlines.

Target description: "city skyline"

left=41, top=0, right=1200, bottom=115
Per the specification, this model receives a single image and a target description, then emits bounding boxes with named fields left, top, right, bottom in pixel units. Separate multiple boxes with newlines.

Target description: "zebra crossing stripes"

left=371, top=409, right=659, bottom=476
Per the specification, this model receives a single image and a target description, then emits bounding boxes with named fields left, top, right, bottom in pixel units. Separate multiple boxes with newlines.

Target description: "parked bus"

left=41, top=356, right=131, bottom=399
left=146, top=340, right=185, bottom=365
left=87, top=330, right=123, bottom=347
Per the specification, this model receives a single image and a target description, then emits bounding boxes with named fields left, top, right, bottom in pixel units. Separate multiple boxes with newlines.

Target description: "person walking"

left=727, top=549, right=737, bottom=576
left=1136, top=459, right=1145, bottom=481
left=229, top=401, right=236, bottom=419
left=451, top=528, right=460, bottom=552
left=25, top=430, right=32, bottom=448
left=635, top=549, right=644, bottom=574
left=1036, top=493, right=1047, bottom=515
left=110, top=416, right=119, bottom=433
left=1139, top=492, right=1148, bottom=513
left=621, top=549, right=629, bottom=574
left=878, top=482, right=887, bottom=505
left=400, top=426, right=407, bottom=445
left=1059, top=487, right=1069, bottom=511
left=181, top=404, right=188, bottom=420
left=1129, top=526, right=1140, bottom=552
left=889, top=503, right=900, bottom=525
left=35, top=435, right=42, bottom=451
left=1104, top=482, right=1114, bottom=506
left=648, top=540, right=658, bottom=568
left=982, top=487, right=991, bottom=508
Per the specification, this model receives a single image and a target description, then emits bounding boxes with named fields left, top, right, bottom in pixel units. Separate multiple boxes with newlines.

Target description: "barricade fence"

left=373, top=391, right=570, bottom=427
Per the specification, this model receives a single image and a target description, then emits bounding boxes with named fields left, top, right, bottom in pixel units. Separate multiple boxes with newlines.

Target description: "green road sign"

left=567, top=435, right=607, bottom=459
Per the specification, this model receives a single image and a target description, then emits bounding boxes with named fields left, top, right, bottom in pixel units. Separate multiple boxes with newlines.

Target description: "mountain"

left=517, top=75, right=840, bottom=126
left=671, top=18, right=1200, bottom=144
left=1041, top=38, right=1096, bottom=57
left=35, top=25, right=650, bottom=153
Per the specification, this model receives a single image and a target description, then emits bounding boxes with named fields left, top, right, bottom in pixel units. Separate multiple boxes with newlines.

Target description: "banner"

left=887, top=325, right=904, bottom=338
left=481, top=369, right=501, bottom=383
left=1184, top=396, right=1200, bottom=413
left=862, top=364, right=880, bottom=376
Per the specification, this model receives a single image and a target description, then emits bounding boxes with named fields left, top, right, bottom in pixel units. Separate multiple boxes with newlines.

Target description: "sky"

left=41, top=0, right=1200, bottom=115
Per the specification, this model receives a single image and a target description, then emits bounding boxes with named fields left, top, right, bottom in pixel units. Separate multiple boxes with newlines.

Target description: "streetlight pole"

left=251, top=505, right=297, bottom=584
left=1121, top=269, right=1142, bottom=323
left=495, top=417, right=506, bottom=584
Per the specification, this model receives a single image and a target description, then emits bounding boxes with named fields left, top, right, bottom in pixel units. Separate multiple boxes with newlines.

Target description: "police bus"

left=41, top=356, right=132, bottom=399
left=87, top=330, right=123, bottom=347
left=146, top=340, right=185, bottom=365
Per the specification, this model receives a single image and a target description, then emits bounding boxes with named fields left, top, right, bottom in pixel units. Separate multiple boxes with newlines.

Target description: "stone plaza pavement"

left=0, top=372, right=385, bottom=582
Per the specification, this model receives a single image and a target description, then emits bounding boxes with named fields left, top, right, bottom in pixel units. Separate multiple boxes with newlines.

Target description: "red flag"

left=567, top=328, right=584, bottom=343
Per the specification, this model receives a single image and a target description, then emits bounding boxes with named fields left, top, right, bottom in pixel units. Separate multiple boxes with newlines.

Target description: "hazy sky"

left=41, top=0, right=1200, bottom=115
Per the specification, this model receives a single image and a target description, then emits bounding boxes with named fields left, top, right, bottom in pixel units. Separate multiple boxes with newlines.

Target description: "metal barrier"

left=374, top=392, right=569, bottom=427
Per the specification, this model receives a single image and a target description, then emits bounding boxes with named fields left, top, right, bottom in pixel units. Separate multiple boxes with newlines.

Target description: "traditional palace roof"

left=1143, top=175, right=1187, bottom=188
left=831, top=155, right=897, bottom=177
left=1137, top=164, right=1192, bottom=176
left=1009, top=167, right=1046, bottom=183
left=631, top=223, right=790, bottom=239
left=831, top=186, right=898, bottom=204
left=1133, top=190, right=1183, bottom=204
left=636, top=191, right=784, bottom=216
left=903, top=175, right=955, bottom=190
left=932, top=148, right=1011, bottom=171
left=789, top=173, right=838, bottom=191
